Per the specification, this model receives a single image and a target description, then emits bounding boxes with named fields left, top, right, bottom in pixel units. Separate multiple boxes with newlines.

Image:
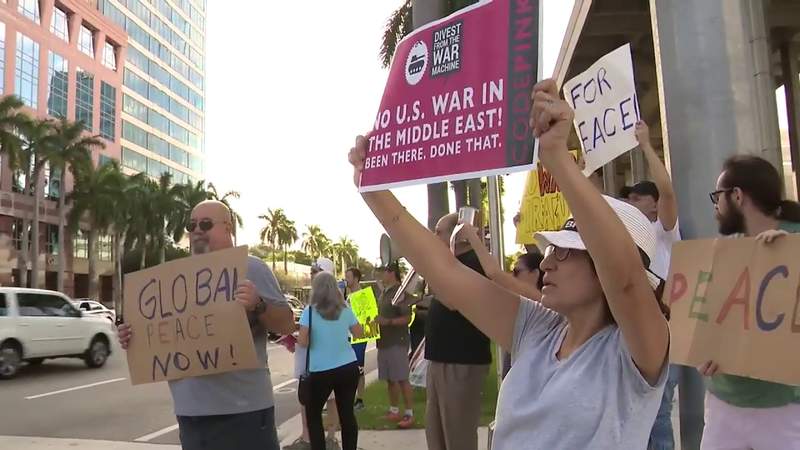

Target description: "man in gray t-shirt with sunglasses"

left=118, top=200, right=294, bottom=450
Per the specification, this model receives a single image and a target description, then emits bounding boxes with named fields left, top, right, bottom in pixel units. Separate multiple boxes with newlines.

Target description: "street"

left=0, top=340, right=377, bottom=446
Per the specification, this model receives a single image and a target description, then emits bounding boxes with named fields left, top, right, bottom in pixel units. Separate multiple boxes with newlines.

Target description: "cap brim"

left=535, top=230, right=661, bottom=290
left=533, top=230, right=586, bottom=253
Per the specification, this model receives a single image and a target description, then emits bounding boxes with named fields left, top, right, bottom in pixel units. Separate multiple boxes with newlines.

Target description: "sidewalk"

left=355, top=427, right=489, bottom=450
left=0, top=436, right=180, bottom=449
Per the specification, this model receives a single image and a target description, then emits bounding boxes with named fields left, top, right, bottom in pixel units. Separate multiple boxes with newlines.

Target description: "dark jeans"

left=176, top=407, right=279, bottom=450
left=307, top=362, right=360, bottom=450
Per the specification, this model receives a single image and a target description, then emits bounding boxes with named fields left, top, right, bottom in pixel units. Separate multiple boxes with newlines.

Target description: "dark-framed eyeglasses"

left=544, top=245, right=571, bottom=262
left=186, top=219, right=223, bottom=233
left=709, top=188, right=733, bottom=205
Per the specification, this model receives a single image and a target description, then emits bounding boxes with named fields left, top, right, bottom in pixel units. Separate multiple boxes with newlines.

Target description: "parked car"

left=285, top=294, right=305, bottom=324
left=72, top=299, right=116, bottom=323
left=0, top=288, right=115, bottom=379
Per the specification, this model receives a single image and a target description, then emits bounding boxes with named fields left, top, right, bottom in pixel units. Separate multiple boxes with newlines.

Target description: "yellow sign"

left=349, top=287, right=381, bottom=344
left=515, top=151, right=577, bottom=245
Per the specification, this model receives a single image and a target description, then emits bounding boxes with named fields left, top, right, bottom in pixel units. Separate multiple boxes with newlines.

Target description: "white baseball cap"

left=534, top=195, right=662, bottom=289
left=311, top=257, right=335, bottom=275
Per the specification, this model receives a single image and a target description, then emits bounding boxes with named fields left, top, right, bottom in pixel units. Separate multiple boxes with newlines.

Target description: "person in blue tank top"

left=298, top=272, right=364, bottom=450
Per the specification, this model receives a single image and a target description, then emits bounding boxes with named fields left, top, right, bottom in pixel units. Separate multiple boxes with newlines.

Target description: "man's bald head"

left=190, top=200, right=234, bottom=254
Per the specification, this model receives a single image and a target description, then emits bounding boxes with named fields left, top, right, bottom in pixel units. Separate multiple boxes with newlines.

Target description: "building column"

left=780, top=42, right=800, bottom=199
left=650, top=1, right=782, bottom=449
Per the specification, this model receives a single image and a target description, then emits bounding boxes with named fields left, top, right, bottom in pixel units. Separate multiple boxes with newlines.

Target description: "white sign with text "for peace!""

left=563, top=43, right=640, bottom=176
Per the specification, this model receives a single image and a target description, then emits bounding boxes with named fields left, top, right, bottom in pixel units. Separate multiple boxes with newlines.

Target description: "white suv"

left=0, top=288, right=115, bottom=379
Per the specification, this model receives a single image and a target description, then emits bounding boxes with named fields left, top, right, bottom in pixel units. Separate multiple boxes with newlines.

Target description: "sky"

left=204, top=1, right=577, bottom=264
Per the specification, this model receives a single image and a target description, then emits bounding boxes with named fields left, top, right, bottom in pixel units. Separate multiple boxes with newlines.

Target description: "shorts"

left=377, top=344, right=410, bottom=382
left=351, top=342, right=367, bottom=369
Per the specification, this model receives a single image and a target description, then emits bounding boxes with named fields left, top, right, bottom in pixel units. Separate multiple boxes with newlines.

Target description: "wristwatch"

left=253, top=298, right=267, bottom=315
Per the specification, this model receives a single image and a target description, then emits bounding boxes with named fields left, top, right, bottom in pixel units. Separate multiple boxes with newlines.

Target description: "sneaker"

left=397, top=414, right=415, bottom=429
left=283, top=438, right=311, bottom=450
left=383, top=411, right=402, bottom=422
left=354, top=399, right=365, bottom=411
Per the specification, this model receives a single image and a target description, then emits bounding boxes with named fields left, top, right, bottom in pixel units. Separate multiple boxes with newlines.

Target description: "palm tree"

left=18, top=117, right=58, bottom=289
left=68, top=160, right=125, bottom=299
left=124, top=175, right=159, bottom=270
left=43, top=119, right=99, bottom=292
left=382, top=0, right=463, bottom=229
left=110, top=172, right=148, bottom=313
left=208, top=183, right=243, bottom=244
left=151, top=173, right=185, bottom=264
left=258, top=208, right=287, bottom=270
left=302, top=225, right=329, bottom=259
left=0, top=97, right=29, bottom=287
left=277, top=218, right=298, bottom=274
left=172, top=180, right=212, bottom=245
left=331, top=237, right=359, bottom=276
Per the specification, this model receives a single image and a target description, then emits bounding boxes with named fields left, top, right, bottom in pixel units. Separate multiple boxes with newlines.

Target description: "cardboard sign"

left=123, top=246, right=259, bottom=385
left=349, top=287, right=381, bottom=344
left=563, top=44, right=640, bottom=175
left=666, top=235, right=800, bottom=385
left=359, top=0, right=541, bottom=192
left=515, top=151, right=576, bottom=245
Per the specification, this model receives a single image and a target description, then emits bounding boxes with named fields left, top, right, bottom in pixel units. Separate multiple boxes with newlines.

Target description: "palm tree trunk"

left=112, top=232, right=124, bottom=318
left=453, top=180, right=468, bottom=210
left=412, top=0, right=451, bottom=229
left=87, top=228, right=98, bottom=299
left=283, top=244, right=289, bottom=274
left=159, top=241, right=166, bottom=265
left=139, top=235, right=147, bottom=270
left=30, top=172, right=41, bottom=288
left=57, top=189, right=66, bottom=293
left=17, top=217, right=29, bottom=288
left=272, top=243, right=277, bottom=271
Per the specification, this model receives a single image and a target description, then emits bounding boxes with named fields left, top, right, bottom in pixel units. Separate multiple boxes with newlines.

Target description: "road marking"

left=134, top=378, right=299, bottom=443
left=134, top=424, right=180, bottom=442
left=273, top=378, right=297, bottom=391
left=25, top=378, right=127, bottom=400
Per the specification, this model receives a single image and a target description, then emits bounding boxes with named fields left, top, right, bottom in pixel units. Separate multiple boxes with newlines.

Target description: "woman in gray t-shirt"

left=347, top=79, right=670, bottom=449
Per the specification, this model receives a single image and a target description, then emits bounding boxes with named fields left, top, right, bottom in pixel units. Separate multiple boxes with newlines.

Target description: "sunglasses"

left=186, top=219, right=224, bottom=233
left=709, top=188, right=733, bottom=205
left=544, top=245, right=571, bottom=262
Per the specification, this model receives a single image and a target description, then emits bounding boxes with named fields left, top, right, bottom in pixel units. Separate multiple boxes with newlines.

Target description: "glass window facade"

left=102, top=0, right=205, bottom=178
left=99, top=235, right=112, bottom=261
left=15, top=33, right=39, bottom=109
left=79, top=25, right=94, bottom=57
left=148, top=109, right=169, bottom=135
left=76, top=69, right=94, bottom=131
left=51, top=8, right=69, bottom=41
left=122, top=147, right=147, bottom=172
left=148, top=134, right=169, bottom=158
left=123, top=94, right=147, bottom=122
left=73, top=230, right=88, bottom=259
left=47, top=52, right=69, bottom=118
left=18, top=0, right=40, bottom=24
left=0, top=22, right=6, bottom=94
left=46, top=224, right=59, bottom=256
left=124, top=69, right=148, bottom=97
left=103, top=42, right=117, bottom=70
left=42, top=162, right=61, bottom=200
left=100, top=82, right=116, bottom=140
left=122, top=121, right=148, bottom=148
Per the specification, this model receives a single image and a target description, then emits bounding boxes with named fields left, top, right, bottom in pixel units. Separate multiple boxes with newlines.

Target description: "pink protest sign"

left=359, top=0, right=541, bottom=192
